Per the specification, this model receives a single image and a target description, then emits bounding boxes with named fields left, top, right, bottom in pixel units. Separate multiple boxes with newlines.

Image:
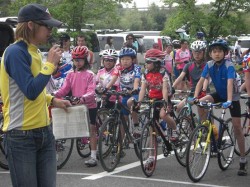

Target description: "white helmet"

left=99, top=49, right=118, bottom=60
left=191, top=40, right=207, bottom=51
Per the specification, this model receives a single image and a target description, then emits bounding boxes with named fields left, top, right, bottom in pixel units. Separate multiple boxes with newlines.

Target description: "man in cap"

left=0, top=3, right=71, bottom=187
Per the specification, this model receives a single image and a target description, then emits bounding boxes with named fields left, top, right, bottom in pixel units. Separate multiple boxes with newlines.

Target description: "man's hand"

left=47, top=45, right=62, bottom=67
left=53, top=98, right=72, bottom=111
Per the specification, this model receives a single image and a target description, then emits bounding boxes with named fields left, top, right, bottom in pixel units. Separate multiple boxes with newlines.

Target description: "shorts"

left=210, top=92, right=241, bottom=117
left=89, top=108, right=98, bottom=125
left=121, top=94, right=139, bottom=115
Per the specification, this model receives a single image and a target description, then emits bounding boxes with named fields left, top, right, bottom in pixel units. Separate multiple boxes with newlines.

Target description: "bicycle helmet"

left=145, top=49, right=165, bottom=69
left=100, top=49, right=119, bottom=60
left=119, top=47, right=136, bottom=58
left=172, top=40, right=181, bottom=49
left=71, top=46, right=89, bottom=59
left=190, top=40, right=207, bottom=51
left=196, top=31, right=204, bottom=39
left=209, top=39, right=229, bottom=52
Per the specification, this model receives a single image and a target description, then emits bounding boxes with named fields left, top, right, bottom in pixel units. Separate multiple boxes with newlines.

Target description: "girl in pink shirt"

left=54, top=46, right=98, bottom=167
left=96, top=49, right=120, bottom=106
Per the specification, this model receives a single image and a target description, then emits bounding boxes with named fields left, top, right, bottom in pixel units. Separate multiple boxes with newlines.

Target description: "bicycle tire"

left=234, top=113, right=250, bottom=156
left=56, top=138, right=74, bottom=170
left=177, top=106, right=188, bottom=119
left=139, top=121, right=158, bottom=177
left=174, top=116, right=192, bottom=167
left=98, top=117, right=122, bottom=172
left=76, top=109, right=110, bottom=158
left=186, top=125, right=211, bottom=182
left=217, top=119, right=235, bottom=170
left=133, top=110, right=150, bottom=159
left=0, top=143, right=8, bottom=170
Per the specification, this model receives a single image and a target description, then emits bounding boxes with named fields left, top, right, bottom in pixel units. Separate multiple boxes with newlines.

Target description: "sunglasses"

left=103, top=59, right=115, bottom=62
left=34, top=21, right=53, bottom=30
left=73, top=59, right=84, bottom=63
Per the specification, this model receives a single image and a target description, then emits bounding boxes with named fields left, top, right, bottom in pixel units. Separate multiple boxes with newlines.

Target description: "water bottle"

left=160, top=120, right=167, bottom=131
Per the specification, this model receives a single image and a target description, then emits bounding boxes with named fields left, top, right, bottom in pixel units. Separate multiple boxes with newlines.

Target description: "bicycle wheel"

left=139, top=121, right=158, bottom=177
left=133, top=110, right=150, bottom=159
left=234, top=113, right=250, bottom=156
left=0, top=140, right=8, bottom=170
left=174, top=116, right=192, bottom=167
left=76, top=108, right=110, bottom=158
left=177, top=106, right=188, bottom=119
left=186, top=125, right=211, bottom=182
left=217, top=119, right=235, bottom=170
left=56, top=138, right=74, bottom=170
left=0, top=116, right=8, bottom=170
left=98, top=117, right=122, bottom=172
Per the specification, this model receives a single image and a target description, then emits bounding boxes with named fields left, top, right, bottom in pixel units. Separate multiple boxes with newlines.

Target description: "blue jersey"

left=201, top=59, right=239, bottom=101
left=113, top=64, right=141, bottom=90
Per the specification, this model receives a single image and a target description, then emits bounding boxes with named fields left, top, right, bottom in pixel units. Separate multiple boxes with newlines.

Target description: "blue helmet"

left=196, top=31, right=204, bottom=39
left=119, top=47, right=136, bottom=58
left=209, top=39, right=229, bottom=52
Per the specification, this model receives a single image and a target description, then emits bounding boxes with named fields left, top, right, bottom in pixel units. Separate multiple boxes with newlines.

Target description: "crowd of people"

left=0, top=3, right=250, bottom=187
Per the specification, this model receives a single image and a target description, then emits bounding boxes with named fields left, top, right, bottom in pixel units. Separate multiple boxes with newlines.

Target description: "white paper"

left=51, top=105, right=90, bottom=140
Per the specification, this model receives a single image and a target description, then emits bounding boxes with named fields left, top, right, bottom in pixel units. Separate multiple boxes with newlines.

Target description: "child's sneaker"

left=237, top=161, right=248, bottom=176
left=84, top=157, right=97, bottom=167
left=170, top=130, right=179, bottom=142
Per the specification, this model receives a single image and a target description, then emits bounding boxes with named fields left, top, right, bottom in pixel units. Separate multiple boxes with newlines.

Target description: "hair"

left=77, top=34, right=86, bottom=40
left=209, top=45, right=228, bottom=56
left=73, top=57, right=90, bottom=71
left=126, top=33, right=134, bottom=41
left=106, top=36, right=113, bottom=46
left=15, top=22, right=39, bottom=42
left=180, top=39, right=188, bottom=45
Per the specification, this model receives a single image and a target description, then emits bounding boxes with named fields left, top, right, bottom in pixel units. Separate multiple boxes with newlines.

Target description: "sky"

left=124, top=0, right=214, bottom=8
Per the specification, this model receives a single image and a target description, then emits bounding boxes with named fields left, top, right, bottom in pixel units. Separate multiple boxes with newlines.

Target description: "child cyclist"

left=137, top=49, right=178, bottom=141
left=96, top=49, right=120, bottom=108
left=105, top=47, right=141, bottom=135
left=53, top=46, right=98, bottom=167
left=191, top=39, right=247, bottom=176
left=172, top=40, right=209, bottom=113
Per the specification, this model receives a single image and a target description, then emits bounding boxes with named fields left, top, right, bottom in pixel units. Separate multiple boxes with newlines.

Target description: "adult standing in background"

left=104, top=36, right=115, bottom=50
left=77, top=34, right=95, bottom=67
left=174, top=39, right=191, bottom=90
left=0, top=3, right=71, bottom=187
left=235, top=40, right=242, bottom=64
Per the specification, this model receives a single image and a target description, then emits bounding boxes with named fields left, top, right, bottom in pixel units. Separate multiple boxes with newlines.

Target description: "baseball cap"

left=17, top=3, right=62, bottom=28
left=59, top=33, right=70, bottom=41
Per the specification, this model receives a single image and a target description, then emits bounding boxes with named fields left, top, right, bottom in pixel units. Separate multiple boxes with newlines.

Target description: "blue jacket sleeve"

left=4, top=45, right=51, bottom=100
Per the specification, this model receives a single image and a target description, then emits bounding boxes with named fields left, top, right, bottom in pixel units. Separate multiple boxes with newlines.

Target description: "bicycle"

left=98, top=90, right=148, bottom=172
left=186, top=101, right=235, bottom=182
left=234, top=94, right=250, bottom=156
left=139, top=99, right=194, bottom=177
left=0, top=101, right=8, bottom=170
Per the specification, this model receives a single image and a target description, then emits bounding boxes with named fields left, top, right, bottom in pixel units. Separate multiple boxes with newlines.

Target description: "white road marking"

left=111, top=175, right=229, bottom=187
left=82, top=153, right=167, bottom=180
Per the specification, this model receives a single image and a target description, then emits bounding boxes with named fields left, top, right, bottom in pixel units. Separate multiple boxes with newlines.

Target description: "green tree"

left=162, top=0, right=250, bottom=41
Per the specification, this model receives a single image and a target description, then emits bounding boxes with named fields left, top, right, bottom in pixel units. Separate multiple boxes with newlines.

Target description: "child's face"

left=209, top=47, right=225, bottom=61
left=192, top=50, right=204, bottom=62
left=73, top=58, right=85, bottom=70
left=120, top=56, right=133, bottom=68
left=145, top=61, right=154, bottom=71
left=103, top=58, right=115, bottom=69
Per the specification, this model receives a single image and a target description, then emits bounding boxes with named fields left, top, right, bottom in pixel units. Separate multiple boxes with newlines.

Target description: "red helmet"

left=145, top=49, right=166, bottom=60
left=71, top=46, right=89, bottom=59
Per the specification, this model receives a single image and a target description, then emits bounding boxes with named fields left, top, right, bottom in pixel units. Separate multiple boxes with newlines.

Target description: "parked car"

left=235, top=35, right=250, bottom=53
left=143, top=35, right=171, bottom=51
left=0, top=17, right=16, bottom=59
left=98, top=33, right=145, bottom=65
